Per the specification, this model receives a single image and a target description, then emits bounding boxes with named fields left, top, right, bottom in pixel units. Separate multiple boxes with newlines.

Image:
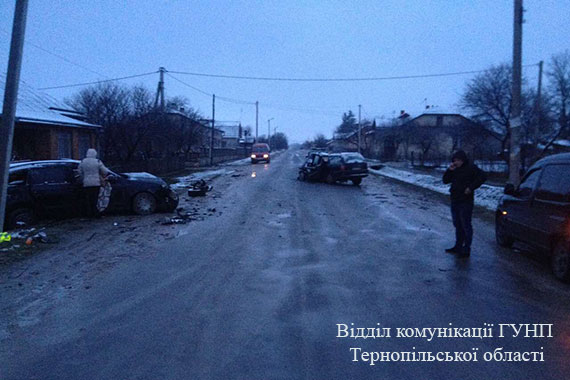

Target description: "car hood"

left=121, top=172, right=166, bottom=185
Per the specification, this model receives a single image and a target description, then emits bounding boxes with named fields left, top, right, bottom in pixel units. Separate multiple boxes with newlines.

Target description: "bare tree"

left=540, top=50, right=570, bottom=154
left=460, top=63, right=534, bottom=163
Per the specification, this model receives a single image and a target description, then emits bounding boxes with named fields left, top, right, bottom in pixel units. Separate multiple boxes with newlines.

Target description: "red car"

left=251, top=143, right=271, bottom=164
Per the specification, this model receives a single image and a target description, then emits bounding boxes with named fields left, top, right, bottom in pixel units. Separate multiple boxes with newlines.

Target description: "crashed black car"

left=495, top=153, right=570, bottom=282
left=5, top=160, right=179, bottom=229
left=298, top=151, right=368, bottom=185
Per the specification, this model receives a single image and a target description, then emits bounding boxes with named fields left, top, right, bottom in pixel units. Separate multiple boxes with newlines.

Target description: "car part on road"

left=187, top=179, right=213, bottom=197
left=552, top=241, right=570, bottom=282
left=132, top=192, right=157, bottom=215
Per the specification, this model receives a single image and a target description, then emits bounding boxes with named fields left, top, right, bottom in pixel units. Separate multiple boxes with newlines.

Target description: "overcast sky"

left=1, top=0, right=569, bottom=143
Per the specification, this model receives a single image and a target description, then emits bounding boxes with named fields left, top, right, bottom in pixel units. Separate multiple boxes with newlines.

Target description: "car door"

left=502, top=168, right=542, bottom=242
left=531, top=164, right=570, bottom=251
left=28, top=165, right=81, bottom=216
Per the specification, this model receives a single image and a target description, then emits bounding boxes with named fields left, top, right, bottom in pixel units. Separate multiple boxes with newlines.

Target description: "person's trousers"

left=82, top=186, right=100, bottom=217
left=451, top=201, right=474, bottom=249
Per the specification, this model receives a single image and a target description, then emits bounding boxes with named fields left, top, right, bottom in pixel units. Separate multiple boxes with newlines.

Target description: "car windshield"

left=341, top=153, right=365, bottom=163
left=252, top=146, right=269, bottom=153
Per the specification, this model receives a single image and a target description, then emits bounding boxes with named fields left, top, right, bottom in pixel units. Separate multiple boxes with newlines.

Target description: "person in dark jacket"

left=442, top=150, right=487, bottom=257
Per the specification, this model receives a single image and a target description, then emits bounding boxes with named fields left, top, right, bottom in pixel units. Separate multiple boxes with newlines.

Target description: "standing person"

left=442, top=150, right=486, bottom=258
left=78, top=148, right=109, bottom=217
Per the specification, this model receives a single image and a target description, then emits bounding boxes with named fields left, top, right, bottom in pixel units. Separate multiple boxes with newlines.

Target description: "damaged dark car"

left=5, top=160, right=179, bottom=230
left=298, top=151, right=368, bottom=185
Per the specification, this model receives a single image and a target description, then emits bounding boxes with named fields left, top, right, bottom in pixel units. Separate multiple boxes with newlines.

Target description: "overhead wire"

left=168, top=63, right=540, bottom=82
left=38, top=71, right=158, bottom=90
left=0, top=28, right=107, bottom=78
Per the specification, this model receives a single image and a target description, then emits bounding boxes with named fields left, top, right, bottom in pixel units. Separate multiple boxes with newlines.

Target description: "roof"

left=218, top=125, right=241, bottom=139
left=1, top=74, right=100, bottom=129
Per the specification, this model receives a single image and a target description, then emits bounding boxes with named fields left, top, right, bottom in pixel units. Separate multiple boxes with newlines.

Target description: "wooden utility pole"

left=154, top=67, right=166, bottom=110
left=358, top=104, right=362, bottom=154
left=509, top=0, right=523, bottom=185
left=255, top=101, right=259, bottom=141
left=210, top=94, right=215, bottom=166
left=0, top=0, right=28, bottom=233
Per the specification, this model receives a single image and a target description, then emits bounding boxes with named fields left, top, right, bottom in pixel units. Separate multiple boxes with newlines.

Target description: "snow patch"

left=369, top=166, right=502, bottom=211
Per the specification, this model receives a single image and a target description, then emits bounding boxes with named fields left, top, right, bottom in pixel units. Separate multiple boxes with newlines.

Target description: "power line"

left=168, top=64, right=540, bottom=83
left=38, top=71, right=158, bottom=90
left=167, top=73, right=255, bottom=105
left=0, top=28, right=107, bottom=78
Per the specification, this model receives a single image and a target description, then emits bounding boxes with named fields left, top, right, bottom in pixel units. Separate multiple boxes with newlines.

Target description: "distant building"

left=218, top=124, right=242, bottom=148
left=1, top=74, right=101, bottom=161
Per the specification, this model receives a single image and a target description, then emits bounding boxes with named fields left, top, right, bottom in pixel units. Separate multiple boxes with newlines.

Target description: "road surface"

left=1, top=149, right=569, bottom=380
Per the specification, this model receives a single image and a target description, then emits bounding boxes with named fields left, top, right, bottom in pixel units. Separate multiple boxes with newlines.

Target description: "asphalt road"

left=2, top=149, right=570, bottom=380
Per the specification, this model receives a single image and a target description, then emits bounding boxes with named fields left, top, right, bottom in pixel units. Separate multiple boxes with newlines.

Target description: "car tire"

left=132, top=192, right=157, bottom=215
left=495, top=212, right=514, bottom=248
left=326, top=174, right=335, bottom=184
left=8, top=208, right=36, bottom=230
left=298, top=171, right=307, bottom=181
left=251, top=159, right=256, bottom=164
left=551, top=241, right=570, bottom=282
left=351, top=178, right=362, bottom=186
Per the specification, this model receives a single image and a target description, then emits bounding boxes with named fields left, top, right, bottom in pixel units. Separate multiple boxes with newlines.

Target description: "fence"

left=109, top=148, right=250, bottom=175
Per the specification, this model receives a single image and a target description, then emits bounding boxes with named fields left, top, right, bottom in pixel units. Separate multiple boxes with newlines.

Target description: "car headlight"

left=263, top=154, right=269, bottom=158
left=251, top=154, right=256, bottom=159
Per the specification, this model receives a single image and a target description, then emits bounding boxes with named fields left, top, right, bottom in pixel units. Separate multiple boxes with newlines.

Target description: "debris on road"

left=187, top=179, right=213, bottom=197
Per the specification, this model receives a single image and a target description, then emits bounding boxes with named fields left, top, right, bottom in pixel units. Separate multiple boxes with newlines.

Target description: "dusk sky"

left=1, top=1, right=569, bottom=143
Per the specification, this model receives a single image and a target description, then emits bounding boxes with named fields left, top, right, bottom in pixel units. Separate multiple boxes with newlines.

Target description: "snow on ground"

left=173, top=168, right=235, bottom=189
left=369, top=166, right=503, bottom=211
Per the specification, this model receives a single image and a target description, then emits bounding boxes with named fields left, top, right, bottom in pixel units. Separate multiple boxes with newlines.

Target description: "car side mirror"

left=504, top=183, right=515, bottom=195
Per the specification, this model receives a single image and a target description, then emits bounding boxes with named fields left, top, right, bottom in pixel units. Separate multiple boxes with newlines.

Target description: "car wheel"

left=298, top=171, right=306, bottom=181
left=132, top=192, right=157, bottom=215
left=8, top=208, right=36, bottom=230
left=351, top=178, right=362, bottom=186
left=326, top=174, right=335, bottom=184
left=495, top=212, right=514, bottom=248
left=251, top=159, right=256, bottom=164
left=551, top=241, right=570, bottom=282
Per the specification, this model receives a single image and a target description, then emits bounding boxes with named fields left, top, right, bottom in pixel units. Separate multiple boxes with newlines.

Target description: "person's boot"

left=457, top=246, right=471, bottom=258
left=445, top=245, right=462, bottom=254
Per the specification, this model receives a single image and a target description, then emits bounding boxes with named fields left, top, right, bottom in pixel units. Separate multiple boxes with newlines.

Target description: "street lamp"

left=267, top=118, right=274, bottom=148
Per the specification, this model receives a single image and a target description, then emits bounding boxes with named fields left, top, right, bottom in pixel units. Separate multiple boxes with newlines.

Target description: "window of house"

left=78, top=134, right=91, bottom=159
left=58, top=132, right=72, bottom=159
left=517, top=168, right=541, bottom=198
left=535, top=164, right=570, bottom=203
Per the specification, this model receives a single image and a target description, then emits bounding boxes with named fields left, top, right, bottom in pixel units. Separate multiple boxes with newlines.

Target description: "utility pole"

left=267, top=118, right=274, bottom=149
left=509, top=0, right=523, bottom=185
left=536, top=60, right=544, bottom=126
left=210, top=94, right=215, bottom=166
left=255, top=101, right=259, bottom=141
left=0, top=0, right=28, bottom=233
left=154, top=67, right=166, bottom=110
left=358, top=104, right=362, bottom=154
